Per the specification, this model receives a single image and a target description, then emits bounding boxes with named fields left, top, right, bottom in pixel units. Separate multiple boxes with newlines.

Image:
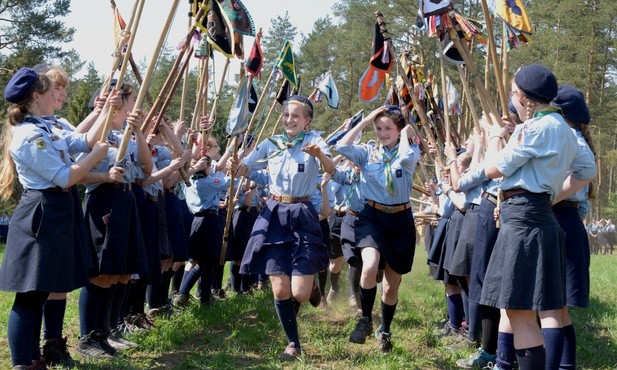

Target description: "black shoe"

left=349, top=316, right=373, bottom=344
left=75, top=331, right=115, bottom=358
left=279, top=342, right=301, bottom=361
left=42, top=337, right=75, bottom=368
left=309, top=282, right=321, bottom=307
left=375, top=325, right=393, bottom=353
left=108, top=329, right=138, bottom=350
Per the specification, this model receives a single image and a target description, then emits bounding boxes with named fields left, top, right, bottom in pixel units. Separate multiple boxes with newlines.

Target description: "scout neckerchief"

left=379, top=142, right=399, bottom=195
left=258, top=131, right=306, bottom=163
left=533, top=106, right=560, bottom=119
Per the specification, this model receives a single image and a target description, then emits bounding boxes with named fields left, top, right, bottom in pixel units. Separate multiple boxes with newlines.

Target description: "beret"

left=4, top=67, right=38, bottom=104
left=552, top=84, right=590, bottom=124
left=514, top=64, right=558, bottom=104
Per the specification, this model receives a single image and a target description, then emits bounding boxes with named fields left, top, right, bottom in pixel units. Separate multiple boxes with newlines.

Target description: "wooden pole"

left=457, top=66, right=481, bottom=132
left=438, top=39, right=451, bottom=144
left=480, top=0, right=509, bottom=115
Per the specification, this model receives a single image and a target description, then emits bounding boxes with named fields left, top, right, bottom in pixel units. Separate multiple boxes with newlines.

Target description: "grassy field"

left=0, top=244, right=616, bottom=369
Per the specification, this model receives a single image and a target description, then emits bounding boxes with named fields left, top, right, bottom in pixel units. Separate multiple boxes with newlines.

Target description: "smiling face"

left=282, top=101, right=310, bottom=139
left=51, top=83, right=67, bottom=111
left=374, top=116, right=401, bottom=149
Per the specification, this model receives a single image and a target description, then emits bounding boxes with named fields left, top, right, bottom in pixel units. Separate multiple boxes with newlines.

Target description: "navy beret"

left=552, top=84, right=590, bottom=124
left=514, top=64, right=558, bottom=104
left=4, top=67, right=38, bottom=104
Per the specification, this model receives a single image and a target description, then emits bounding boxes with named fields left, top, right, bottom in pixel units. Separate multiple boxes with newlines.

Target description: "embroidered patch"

left=298, top=163, right=305, bottom=173
left=36, top=139, right=46, bottom=149
left=396, top=169, right=402, bottom=178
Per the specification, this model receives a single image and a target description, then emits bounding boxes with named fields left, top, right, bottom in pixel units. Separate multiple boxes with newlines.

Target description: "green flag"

left=277, top=41, right=297, bottom=86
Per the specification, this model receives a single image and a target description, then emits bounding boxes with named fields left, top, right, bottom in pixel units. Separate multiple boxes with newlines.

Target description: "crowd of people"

left=0, top=60, right=600, bottom=370
left=586, top=219, right=616, bottom=254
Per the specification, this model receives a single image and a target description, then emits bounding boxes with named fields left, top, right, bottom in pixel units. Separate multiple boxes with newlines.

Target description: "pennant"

left=233, top=32, right=244, bottom=59
left=276, top=78, right=291, bottom=105
left=369, top=22, right=393, bottom=73
left=196, top=1, right=234, bottom=58
left=326, top=110, right=364, bottom=146
left=245, top=33, right=263, bottom=77
left=385, top=82, right=400, bottom=107
left=453, top=13, right=488, bottom=44
left=445, top=76, right=460, bottom=115
left=488, top=0, right=532, bottom=34
left=218, top=0, right=255, bottom=36
left=248, top=80, right=258, bottom=113
left=359, top=65, right=385, bottom=103
left=316, top=73, right=339, bottom=109
left=277, top=41, right=297, bottom=86
left=111, top=4, right=129, bottom=63
left=418, top=0, right=453, bottom=17
left=226, top=75, right=250, bottom=135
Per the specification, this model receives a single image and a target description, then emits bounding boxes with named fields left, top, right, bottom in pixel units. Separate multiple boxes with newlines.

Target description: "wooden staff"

left=179, top=14, right=193, bottom=123
left=502, top=21, right=510, bottom=94
left=457, top=66, right=481, bottom=132
left=116, top=0, right=182, bottom=160
left=99, top=0, right=145, bottom=143
left=188, top=58, right=210, bottom=151
left=128, top=54, right=153, bottom=106
left=438, top=39, right=452, bottom=144
left=480, top=0, right=509, bottom=115
left=200, top=57, right=231, bottom=157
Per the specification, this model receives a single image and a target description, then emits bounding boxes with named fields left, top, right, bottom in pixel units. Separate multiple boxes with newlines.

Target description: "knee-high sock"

left=467, top=300, right=481, bottom=342
left=171, top=267, right=185, bottom=293
left=109, top=283, right=127, bottom=329
left=480, top=304, right=500, bottom=355
left=542, top=327, right=564, bottom=370
left=78, top=284, right=104, bottom=336
left=211, top=263, right=224, bottom=290
left=146, top=267, right=164, bottom=309
left=560, top=324, right=576, bottom=370
left=230, top=263, right=241, bottom=292
left=446, top=293, right=464, bottom=330
left=496, top=332, right=516, bottom=370
left=178, top=265, right=201, bottom=296
left=43, top=298, right=66, bottom=340
left=516, top=345, right=546, bottom=370
left=161, top=270, right=174, bottom=304
left=359, top=286, right=376, bottom=320
left=198, top=260, right=218, bottom=303
left=8, top=291, right=49, bottom=366
left=317, top=270, right=328, bottom=296
left=96, top=285, right=113, bottom=331
left=381, top=300, right=397, bottom=333
left=128, top=280, right=147, bottom=315
left=274, top=299, right=300, bottom=349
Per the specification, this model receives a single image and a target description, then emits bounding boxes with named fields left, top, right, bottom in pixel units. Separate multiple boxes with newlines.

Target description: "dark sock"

left=496, top=332, right=516, bottom=370
left=230, top=264, right=241, bottom=292
left=516, top=345, right=546, bottom=370
left=330, top=271, right=340, bottom=292
left=460, top=284, right=469, bottom=326
left=43, top=298, right=66, bottom=340
left=560, top=324, right=576, bottom=370
left=349, top=265, right=361, bottom=303
left=199, top=260, right=218, bottom=304
left=109, top=283, right=127, bottom=329
left=542, top=327, right=564, bottom=370
left=317, top=270, right=328, bottom=296
left=480, top=305, right=500, bottom=355
left=446, top=293, right=464, bottom=329
left=467, top=300, right=481, bottom=342
left=359, top=286, right=377, bottom=320
left=96, top=286, right=113, bottom=331
left=240, top=273, right=254, bottom=293
left=161, top=270, right=174, bottom=304
left=78, top=284, right=103, bottom=336
left=131, top=281, right=147, bottom=315
left=179, top=266, right=201, bottom=296
left=171, top=267, right=185, bottom=293
left=292, top=298, right=301, bottom=316
left=274, top=299, right=300, bottom=349
left=8, top=291, right=49, bottom=366
left=380, top=300, right=397, bottom=333
left=211, top=264, right=224, bottom=290
left=147, top=267, right=164, bottom=309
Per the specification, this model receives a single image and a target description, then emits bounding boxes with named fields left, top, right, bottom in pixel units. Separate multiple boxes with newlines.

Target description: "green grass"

left=1, top=244, right=616, bottom=369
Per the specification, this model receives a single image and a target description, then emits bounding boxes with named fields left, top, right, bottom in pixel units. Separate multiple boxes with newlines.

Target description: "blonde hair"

left=45, top=67, right=69, bottom=89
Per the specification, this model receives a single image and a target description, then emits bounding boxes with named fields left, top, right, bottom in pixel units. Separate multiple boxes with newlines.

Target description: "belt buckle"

left=280, top=195, right=293, bottom=203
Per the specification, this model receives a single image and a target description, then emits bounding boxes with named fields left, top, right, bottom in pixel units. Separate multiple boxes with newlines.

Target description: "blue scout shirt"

left=185, top=163, right=230, bottom=213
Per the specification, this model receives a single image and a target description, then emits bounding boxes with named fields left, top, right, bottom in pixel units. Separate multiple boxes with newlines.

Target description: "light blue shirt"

left=566, top=129, right=596, bottom=204
left=243, top=131, right=331, bottom=198
left=496, top=113, right=597, bottom=201
left=336, top=141, right=420, bottom=205
left=9, top=117, right=88, bottom=189
left=330, top=167, right=365, bottom=212
left=185, top=168, right=230, bottom=213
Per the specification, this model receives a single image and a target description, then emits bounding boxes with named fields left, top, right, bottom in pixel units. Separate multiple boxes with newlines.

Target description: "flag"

left=218, top=0, right=255, bottom=36
left=245, top=33, right=263, bottom=77
left=316, top=72, right=339, bottom=109
left=418, top=0, right=453, bottom=17
left=277, top=41, right=297, bottom=86
left=196, top=1, right=234, bottom=58
left=248, top=80, right=258, bottom=113
left=276, top=78, right=291, bottom=105
left=445, top=76, right=460, bottom=115
left=488, top=0, right=532, bottom=34
left=326, top=110, right=364, bottom=146
left=369, top=22, right=393, bottom=73
left=226, top=75, right=250, bottom=135
left=359, top=65, right=385, bottom=103
left=233, top=33, right=244, bottom=59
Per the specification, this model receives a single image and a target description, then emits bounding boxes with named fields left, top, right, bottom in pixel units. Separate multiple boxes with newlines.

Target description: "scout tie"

left=258, top=131, right=306, bottom=163
left=380, top=143, right=399, bottom=194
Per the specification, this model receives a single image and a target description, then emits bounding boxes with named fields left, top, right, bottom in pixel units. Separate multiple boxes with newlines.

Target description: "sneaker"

left=349, top=316, right=373, bottom=344
left=15, top=358, right=48, bottom=370
left=349, top=295, right=357, bottom=308
left=75, top=331, right=115, bottom=358
left=42, top=337, right=75, bottom=368
left=456, top=348, right=497, bottom=369
left=309, top=282, right=321, bottom=307
left=172, top=293, right=190, bottom=308
left=326, top=288, right=338, bottom=305
left=130, top=313, right=155, bottom=331
left=374, top=326, right=393, bottom=353
left=437, top=322, right=465, bottom=338
left=108, top=329, right=138, bottom=349
left=279, top=342, right=301, bottom=361
left=211, top=288, right=227, bottom=300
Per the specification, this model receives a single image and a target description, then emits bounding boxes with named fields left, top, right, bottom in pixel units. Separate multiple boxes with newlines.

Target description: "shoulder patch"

left=36, top=139, right=46, bottom=149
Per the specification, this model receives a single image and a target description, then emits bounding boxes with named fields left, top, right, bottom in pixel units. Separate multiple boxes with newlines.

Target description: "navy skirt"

left=240, top=200, right=328, bottom=276
left=157, top=195, right=172, bottom=259
left=427, top=216, right=449, bottom=281
left=480, top=193, right=565, bottom=311
left=553, top=205, right=590, bottom=308
left=328, top=214, right=344, bottom=259
left=0, top=189, right=89, bottom=293
left=354, top=204, right=416, bottom=275
left=227, top=207, right=260, bottom=261
left=165, top=192, right=188, bottom=262
left=449, top=204, right=479, bottom=277
left=443, top=209, right=465, bottom=274
left=84, top=185, right=147, bottom=276
left=141, top=197, right=159, bottom=281
left=188, top=212, right=224, bottom=262
left=468, top=198, right=499, bottom=304
left=341, top=212, right=361, bottom=269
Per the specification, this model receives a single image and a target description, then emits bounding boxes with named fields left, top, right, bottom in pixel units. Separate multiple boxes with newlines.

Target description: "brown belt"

left=271, top=195, right=310, bottom=203
left=366, top=200, right=411, bottom=214
left=194, top=209, right=219, bottom=217
left=347, top=209, right=358, bottom=217
left=499, top=188, right=533, bottom=201
left=481, top=192, right=498, bottom=206
left=553, top=200, right=579, bottom=209
left=133, top=179, right=144, bottom=187
left=145, top=194, right=159, bottom=202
